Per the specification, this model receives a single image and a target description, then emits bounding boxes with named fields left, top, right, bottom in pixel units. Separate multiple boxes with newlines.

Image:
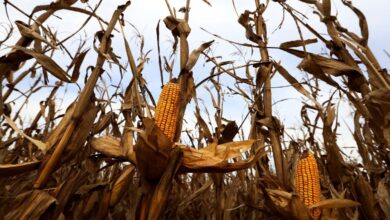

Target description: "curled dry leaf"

left=184, top=40, right=214, bottom=71
left=15, top=20, right=57, bottom=49
left=69, top=49, right=89, bottom=82
left=238, top=10, right=262, bottom=43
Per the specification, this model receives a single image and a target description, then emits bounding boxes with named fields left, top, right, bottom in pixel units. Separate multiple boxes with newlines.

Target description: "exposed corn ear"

left=154, top=82, right=181, bottom=142
left=295, top=152, right=321, bottom=219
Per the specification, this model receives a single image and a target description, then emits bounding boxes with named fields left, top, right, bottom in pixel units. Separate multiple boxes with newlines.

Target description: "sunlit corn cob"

left=295, top=152, right=321, bottom=219
left=154, top=82, right=181, bottom=142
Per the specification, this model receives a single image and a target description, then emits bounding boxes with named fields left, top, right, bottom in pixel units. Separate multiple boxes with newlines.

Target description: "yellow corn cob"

left=154, top=82, right=181, bottom=142
left=295, top=152, right=321, bottom=219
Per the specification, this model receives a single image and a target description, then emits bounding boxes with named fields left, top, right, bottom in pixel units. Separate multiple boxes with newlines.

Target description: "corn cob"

left=154, top=82, right=181, bottom=142
left=295, top=152, right=321, bottom=219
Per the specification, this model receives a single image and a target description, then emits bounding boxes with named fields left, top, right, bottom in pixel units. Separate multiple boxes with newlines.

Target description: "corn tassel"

left=295, top=152, right=321, bottom=219
left=154, top=82, right=181, bottom=142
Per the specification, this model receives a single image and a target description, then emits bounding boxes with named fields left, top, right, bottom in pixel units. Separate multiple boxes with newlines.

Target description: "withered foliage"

left=0, top=0, right=390, bottom=219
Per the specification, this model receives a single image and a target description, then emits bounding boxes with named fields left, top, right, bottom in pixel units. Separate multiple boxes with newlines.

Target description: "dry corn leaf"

left=48, top=171, right=88, bottom=219
left=12, top=46, right=72, bottom=82
left=202, top=140, right=254, bottom=160
left=325, top=104, right=336, bottom=127
left=46, top=102, right=75, bottom=150
left=63, top=103, right=98, bottom=161
left=69, top=49, right=89, bottom=82
left=194, top=106, right=213, bottom=142
left=289, top=195, right=311, bottom=220
left=15, top=21, right=57, bottom=49
left=5, top=190, right=57, bottom=220
left=180, top=141, right=265, bottom=171
left=284, top=48, right=362, bottom=76
left=181, top=147, right=225, bottom=167
left=4, top=115, right=47, bottom=153
left=238, top=10, right=262, bottom=43
left=0, top=161, right=41, bottom=176
left=354, top=176, right=378, bottom=219
left=178, top=180, right=213, bottom=208
left=297, top=54, right=340, bottom=88
left=266, top=189, right=292, bottom=208
left=322, top=0, right=331, bottom=17
left=90, top=136, right=126, bottom=158
left=184, top=40, right=214, bottom=71
left=219, top=121, right=239, bottom=143
left=92, top=112, right=114, bottom=135
left=309, top=199, right=360, bottom=209
left=274, top=62, right=322, bottom=109
left=376, top=180, right=390, bottom=220
left=110, top=165, right=135, bottom=206
left=135, top=118, right=172, bottom=181
left=279, top=38, right=317, bottom=49
left=341, top=0, right=369, bottom=46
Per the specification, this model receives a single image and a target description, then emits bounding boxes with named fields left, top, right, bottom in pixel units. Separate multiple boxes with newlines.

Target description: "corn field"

left=1, top=0, right=390, bottom=219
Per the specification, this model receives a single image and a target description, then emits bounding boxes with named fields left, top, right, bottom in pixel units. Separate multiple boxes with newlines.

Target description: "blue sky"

left=1, top=0, right=389, bottom=156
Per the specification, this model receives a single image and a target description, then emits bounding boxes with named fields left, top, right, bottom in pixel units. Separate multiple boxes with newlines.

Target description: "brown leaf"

left=354, top=176, right=378, bottom=219
left=4, top=115, right=47, bottom=153
left=279, top=38, right=317, bottom=49
left=184, top=40, right=214, bottom=71
left=274, top=62, right=322, bottom=109
left=70, top=49, right=89, bottom=82
left=0, top=161, right=41, bottom=176
left=13, top=46, right=72, bottom=82
left=310, top=199, right=360, bottom=209
left=92, top=112, right=114, bottom=134
left=90, top=136, right=127, bottom=158
left=182, top=140, right=254, bottom=168
left=15, top=21, right=57, bottom=48
left=202, top=0, right=212, bottom=6
left=297, top=54, right=340, bottom=88
left=110, top=165, right=135, bottom=206
left=5, top=190, right=57, bottom=220
left=62, top=103, right=98, bottom=162
left=238, top=10, right=262, bottom=43
left=47, top=171, right=88, bottom=219
left=266, top=189, right=292, bottom=208
left=46, top=102, right=75, bottom=150
left=322, top=0, right=331, bottom=17
left=377, top=180, right=390, bottom=220
left=194, top=106, right=213, bottom=142
left=219, top=121, right=239, bottom=143
left=180, top=140, right=266, bottom=172
left=341, top=0, right=369, bottom=46
left=283, top=48, right=362, bottom=77
left=325, top=104, right=336, bottom=127
left=289, top=195, right=311, bottom=220
left=134, top=118, right=172, bottom=182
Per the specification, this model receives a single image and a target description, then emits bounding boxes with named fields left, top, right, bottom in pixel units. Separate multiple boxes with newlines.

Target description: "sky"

left=1, top=0, right=389, bottom=157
